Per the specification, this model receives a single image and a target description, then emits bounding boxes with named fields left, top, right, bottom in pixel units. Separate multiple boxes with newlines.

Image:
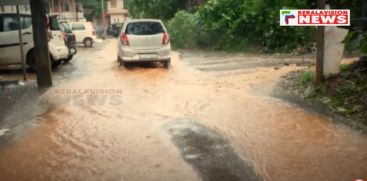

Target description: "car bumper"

left=51, top=45, right=69, bottom=61
left=68, top=47, right=77, bottom=56
left=119, top=45, right=171, bottom=62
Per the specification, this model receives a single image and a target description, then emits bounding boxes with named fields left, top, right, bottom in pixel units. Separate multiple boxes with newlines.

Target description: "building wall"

left=107, top=0, right=124, bottom=14
left=0, top=1, right=85, bottom=22
left=110, top=14, right=125, bottom=24
left=49, top=0, right=85, bottom=22
left=106, top=0, right=127, bottom=25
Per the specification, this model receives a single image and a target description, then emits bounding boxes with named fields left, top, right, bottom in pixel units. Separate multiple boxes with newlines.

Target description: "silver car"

left=117, top=19, right=171, bottom=68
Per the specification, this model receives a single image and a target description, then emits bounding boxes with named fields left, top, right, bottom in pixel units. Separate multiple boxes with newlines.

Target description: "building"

left=0, top=4, right=30, bottom=13
left=106, top=0, right=128, bottom=25
left=48, top=0, right=86, bottom=22
left=1, top=1, right=86, bottom=22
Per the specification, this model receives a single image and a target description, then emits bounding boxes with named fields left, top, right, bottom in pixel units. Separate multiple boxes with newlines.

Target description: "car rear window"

left=59, top=22, right=72, bottom=33
left=72, top=23, right=85, bottom=30
left=125, top=22, right=164, bottom=35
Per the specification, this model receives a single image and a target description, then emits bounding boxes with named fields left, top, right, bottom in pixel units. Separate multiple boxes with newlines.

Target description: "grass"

left=294, top=62, right=367, bottom=125
left=297, top=71, right=315, bottom=88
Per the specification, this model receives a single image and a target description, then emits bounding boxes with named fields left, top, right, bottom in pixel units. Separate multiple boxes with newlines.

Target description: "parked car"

left=68, top=21, right=97, bottom=47
left=58, top=21, right=77, bottom=62
left=0, top=13, right=69, bottom=70
left=117, top=19, right=171, bottom=68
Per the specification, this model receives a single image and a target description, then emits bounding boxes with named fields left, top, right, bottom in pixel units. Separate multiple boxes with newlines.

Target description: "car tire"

left=64, top=55, right=73, bottom=63
left=27, top=51, right=60, bottom=71
left=83, top=38, right=93, bottom=48
left=163, top=60, right=171, bottom=69
left=121, top=61, right=130, bottom=68
left=52, top=59, right=62, bottom=69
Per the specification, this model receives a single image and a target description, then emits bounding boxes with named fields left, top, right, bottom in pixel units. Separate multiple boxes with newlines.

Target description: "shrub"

left=298, top=71, right=315, bottom=87
left=168, top=0, right=313, bottom=52
left=167, top=11, right=200, bottom=49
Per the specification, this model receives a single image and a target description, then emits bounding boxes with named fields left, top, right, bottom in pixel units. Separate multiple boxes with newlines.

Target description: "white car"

left=68, top=21, right=97, bottom=47
left=117, top=19, right=171, bottom=68
left=0, top=13, right=69, bottom=70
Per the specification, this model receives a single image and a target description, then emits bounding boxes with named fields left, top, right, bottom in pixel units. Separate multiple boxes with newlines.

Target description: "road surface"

left=0, top=40, right=366, bottom=181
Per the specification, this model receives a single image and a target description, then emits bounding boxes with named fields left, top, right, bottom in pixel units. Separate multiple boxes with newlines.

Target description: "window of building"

left=111, top=0, right=117, bottom=8
left=0, top=6, right=5, bottom=12
left=24, top=5, right=29, bottom=12
left=64, top=3, right=70, bottom=11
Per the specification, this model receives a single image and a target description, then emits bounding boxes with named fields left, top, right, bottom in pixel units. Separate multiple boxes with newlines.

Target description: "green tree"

left=125, top=0, right=206, bottom=20
left=78, top=0, right=104, bottom=20
left=196, top=0, right=312, bottom=52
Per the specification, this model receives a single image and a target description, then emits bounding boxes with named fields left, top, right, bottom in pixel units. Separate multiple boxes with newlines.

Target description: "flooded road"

left=0, top=40, right=366, bottom=181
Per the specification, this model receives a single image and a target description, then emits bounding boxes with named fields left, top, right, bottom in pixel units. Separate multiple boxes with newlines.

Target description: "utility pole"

left=75, top=1, right=79, bottom=22
left=315, top=0, right=326, bottom=85
left=16, top=5, right=27, bottom=81
left=101, top=0, right=107, bottom=38
left=30, top=0, right=53, bottom=88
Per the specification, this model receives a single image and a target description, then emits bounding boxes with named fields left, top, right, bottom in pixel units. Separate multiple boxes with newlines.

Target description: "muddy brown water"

left=0, top=40, right=366, bottom=181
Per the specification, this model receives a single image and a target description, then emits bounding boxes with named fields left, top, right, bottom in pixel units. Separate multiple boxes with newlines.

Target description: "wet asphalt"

left=0, top=39, right=366, bottom=181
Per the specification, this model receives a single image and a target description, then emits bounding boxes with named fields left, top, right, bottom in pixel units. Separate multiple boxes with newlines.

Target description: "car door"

left=71, top=23, right=86, bottom=43
left=0, top=14, right=22, bottom=64
left=0, top=14, right=33, bottom=65
left=49, top=16, right=66, bottom=47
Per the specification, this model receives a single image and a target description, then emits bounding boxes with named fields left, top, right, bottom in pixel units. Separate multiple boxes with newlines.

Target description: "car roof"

left=68, top=21, right=91, bottom=24
left=0, top=12, right=31, bottom=16
left=125, top=19, right=163, bottom=23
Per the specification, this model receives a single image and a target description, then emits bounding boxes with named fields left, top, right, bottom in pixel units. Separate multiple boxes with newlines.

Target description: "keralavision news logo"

left=280, top=9, right=350, bottom=26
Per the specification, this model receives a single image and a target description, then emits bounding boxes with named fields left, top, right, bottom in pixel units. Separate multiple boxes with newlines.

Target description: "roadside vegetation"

left=127, top=0, right=313, bottom=53
left=170, top=0, right=314, bottom=52
left=126, top=0, right=366, bottom=54
left=283, top=61, right=367, bottom=126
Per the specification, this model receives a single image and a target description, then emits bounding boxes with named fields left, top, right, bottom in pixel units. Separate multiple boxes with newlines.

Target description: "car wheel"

left=121, top=61, right=130, bottom=68
left=52, top=59, right=62, bottom=69
left=83, top=38, right=93, bottom=48
left=163, top=60, right=171, bottom=69
left=64, top=55, right=73, bottom=63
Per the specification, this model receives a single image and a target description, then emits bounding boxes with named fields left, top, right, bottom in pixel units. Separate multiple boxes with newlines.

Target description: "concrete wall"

left=107, top=0, right=124, bottom=13
left=110, top=14, right=125, bottom=24
left=323, top=26, right=348, bottom=78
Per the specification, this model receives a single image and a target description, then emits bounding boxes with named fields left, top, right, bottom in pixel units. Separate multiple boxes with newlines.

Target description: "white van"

left=68, top=21, right=97, bottom=47
left=0, top=13, right=69, bottom=70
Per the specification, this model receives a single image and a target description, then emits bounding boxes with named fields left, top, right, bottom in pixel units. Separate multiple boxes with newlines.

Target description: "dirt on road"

left=0, top=40, right=366, bottom=181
